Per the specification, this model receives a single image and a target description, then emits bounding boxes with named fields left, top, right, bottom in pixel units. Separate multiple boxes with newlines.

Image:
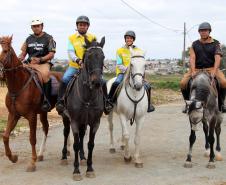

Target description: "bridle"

left=82, top=46, right=104, bottom=89
left=125, top=55, right=146, bottom=125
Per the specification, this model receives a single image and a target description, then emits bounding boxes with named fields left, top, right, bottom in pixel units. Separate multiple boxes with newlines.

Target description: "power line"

left=120, top=0, right=183, bottom=33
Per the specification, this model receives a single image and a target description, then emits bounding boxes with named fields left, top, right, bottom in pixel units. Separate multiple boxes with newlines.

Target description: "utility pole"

left=182, top=22, right=186, bottom=69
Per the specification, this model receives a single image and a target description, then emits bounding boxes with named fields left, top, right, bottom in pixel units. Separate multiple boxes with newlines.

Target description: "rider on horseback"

left=108, top=30, right=155, bottom=113
left=180, top=22, right=226, bottom=113
left=18, top=19, right=56, bottom=112
left=56, top=15, right=112, bottom=114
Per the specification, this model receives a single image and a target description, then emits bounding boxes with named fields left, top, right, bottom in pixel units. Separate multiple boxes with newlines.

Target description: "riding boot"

left=56, top=82, right=67, bottom=114
left=108, top=82, right=119, bottom=104
left=102, top=81, right=113, bottom=115
left=41, top=79, right=51, bottom=112
left=219, top=88, right=226, bottom=113
left=181, top=88, right=190, bottom=113
left=145, top=84, right=155, bottom=113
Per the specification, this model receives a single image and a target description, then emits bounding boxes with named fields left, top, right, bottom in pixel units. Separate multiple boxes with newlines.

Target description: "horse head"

left=83, top=37, right=105, bottom=89
left=0, top=35, right=14, bottom=68
left=186, top=72, right=215, bottom=125
left=127, top=49, right=146, bottom=91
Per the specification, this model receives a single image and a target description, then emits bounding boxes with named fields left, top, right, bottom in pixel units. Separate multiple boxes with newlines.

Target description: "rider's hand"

left=79, top=60, right=83, bottom=68
left=30, top=57, right=40, bottom=64
left=191, top=70, right=196, bottom=78
left=211, top=69, right=217, bottom=78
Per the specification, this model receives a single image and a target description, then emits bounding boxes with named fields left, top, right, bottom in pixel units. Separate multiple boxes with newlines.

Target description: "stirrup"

left=182, top=105, right=188, bottom=113
left=56, top=100, right=65, bottom=114
left=147, top=104, right=155, bottom=113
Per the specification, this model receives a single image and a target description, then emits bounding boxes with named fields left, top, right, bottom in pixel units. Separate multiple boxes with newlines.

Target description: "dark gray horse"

left=184, top=72, right=223, bottom=169
left=61, top=37, right=105, bottom=181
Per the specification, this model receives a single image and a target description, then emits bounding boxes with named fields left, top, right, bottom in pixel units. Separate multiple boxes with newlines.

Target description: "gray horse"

left=184, top=72, right=223, bottom=169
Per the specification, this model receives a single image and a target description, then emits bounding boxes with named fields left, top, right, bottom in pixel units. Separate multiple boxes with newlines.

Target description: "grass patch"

left=0, top=118, right=27, bottom=137
left=104, top=73, right=182, bottom=91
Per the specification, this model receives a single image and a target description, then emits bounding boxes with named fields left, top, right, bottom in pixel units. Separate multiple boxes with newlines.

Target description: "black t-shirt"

left=25, top=32, right=56, bottom=62
left=192, top=38, right=222, bottom=69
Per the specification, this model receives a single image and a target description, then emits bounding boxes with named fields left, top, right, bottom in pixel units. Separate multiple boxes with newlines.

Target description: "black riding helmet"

left=76, top=15, right=90, bottom=26
left=124, top=30, right=136, bottom=40
left=198, top=22, right=211, bottom=32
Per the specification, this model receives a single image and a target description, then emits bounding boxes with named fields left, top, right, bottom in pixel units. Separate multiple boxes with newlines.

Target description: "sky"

left=0, top=0, right=226, bottom=60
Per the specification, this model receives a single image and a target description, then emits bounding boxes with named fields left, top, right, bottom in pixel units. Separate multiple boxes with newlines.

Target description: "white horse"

left=107, top=50, right=148, bottom=168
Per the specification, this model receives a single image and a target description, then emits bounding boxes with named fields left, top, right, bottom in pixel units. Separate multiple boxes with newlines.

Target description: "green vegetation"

left=104, top=73, right=182, bottom=91
left=147, top=74, right=182, bottom=91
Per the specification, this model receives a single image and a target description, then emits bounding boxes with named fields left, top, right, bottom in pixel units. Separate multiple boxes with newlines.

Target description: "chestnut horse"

left=0, top=36, right=70, bottom=172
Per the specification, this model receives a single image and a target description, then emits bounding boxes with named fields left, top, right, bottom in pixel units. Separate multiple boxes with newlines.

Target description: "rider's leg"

left=215, top=69, right=226, bottom=112
left=56, top=67, right=79, bottom=114
left=41, top=79, right=52, bottom=112
left=102, top=79, right=113, bottom=114
left=180, top=70, right=192, bottom=113
left=108, top=73, right=124, bottom=103
left=144, top=82, right=155, bottom=113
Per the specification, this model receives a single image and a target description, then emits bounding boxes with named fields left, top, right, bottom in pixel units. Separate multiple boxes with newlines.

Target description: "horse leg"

left=61, top=116, right=70, bottom=165
left=79, top=124, right=87, bottom=166
left=119, top=114, right=131, bottom=163
left=134, top=117, right=144, bottom=168
left=71, top=121, right=82, bottom=181
left=37, top=112, right=49, bottom=162
left=215, top=117, right=223, bottom=161
left=207, top=118, right=216, bottom=169
left=108, top=111, right=116, bottom=153
left=26, top=114, right=38, bottom=172
left=86, top=123, right=100, bottom=178
left=2, top=113, right=20, bottom=163
left=184, top=129, right=196, bottom=168
left=202, top=120, right=210, bottom=157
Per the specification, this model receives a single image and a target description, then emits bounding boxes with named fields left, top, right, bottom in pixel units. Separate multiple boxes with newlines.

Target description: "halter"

left=125, top=55, right=146, bottom=125
left=129, top=55, right=145, bottom=89
left=82, top=45, right=104, bottom=89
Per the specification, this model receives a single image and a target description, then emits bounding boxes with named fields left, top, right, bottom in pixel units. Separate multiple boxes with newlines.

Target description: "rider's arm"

left=67, top=39, right=80, bottom=63
left=18, top=42, right=27, bottom=62
left=189, top=47, right=196, bottom=74
left=213, top=42, right=223, bottom=71
left=39, top=38, right=56, bottom=63
left=116, top=52, right=127, bottom=73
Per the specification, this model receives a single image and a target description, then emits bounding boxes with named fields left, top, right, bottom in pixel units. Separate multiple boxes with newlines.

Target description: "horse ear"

left=9, top=35, right=13, bottom=43
left=99, top=36, right=105, bottom=48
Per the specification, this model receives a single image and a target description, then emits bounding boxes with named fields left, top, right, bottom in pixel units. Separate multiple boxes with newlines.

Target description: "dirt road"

left=1, top=104, right=226, bottom=185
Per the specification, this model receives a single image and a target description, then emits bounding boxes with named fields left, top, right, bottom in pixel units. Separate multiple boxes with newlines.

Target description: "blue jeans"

left=62, top=67, right=79, bottom=84
left=114, top=73, right=124, bottom=85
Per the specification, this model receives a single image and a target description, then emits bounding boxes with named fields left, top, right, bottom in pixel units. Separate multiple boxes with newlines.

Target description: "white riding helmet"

left=31, top=19, right=43, bottom=26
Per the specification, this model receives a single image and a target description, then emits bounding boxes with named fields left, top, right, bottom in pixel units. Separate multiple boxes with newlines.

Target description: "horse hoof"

left=37, top=155, right=44, bottom=162
left=60, top=159, right=68, bottom=166
left=184, top=161, right=192, bottom=168
left=206, top=162, right=215, bottom=169
left=135, top=162, right=143, bottom=168
left=80, top=159, right=87, bottom=166
left=204, top=149, right=210, bottom=158
left=26, top=164, right=36, bottom=172
left=124, top=156, right=132, bottom=163
left=67, top=151, right=70, bottom=157
left=73, top=173, right=83, bottom=181
left=11, top=155, right=18, bottom=163
left=120, top=145, right=125, bottom=150
left=86, top=171, right=96, bottom=178
left=109, top=148, right=116, bottom=154
left=216, top=152, right=223, bottom=161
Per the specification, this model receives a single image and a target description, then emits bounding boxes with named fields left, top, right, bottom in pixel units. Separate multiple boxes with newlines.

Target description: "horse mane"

left=191, top=72, right=213, bottom=102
